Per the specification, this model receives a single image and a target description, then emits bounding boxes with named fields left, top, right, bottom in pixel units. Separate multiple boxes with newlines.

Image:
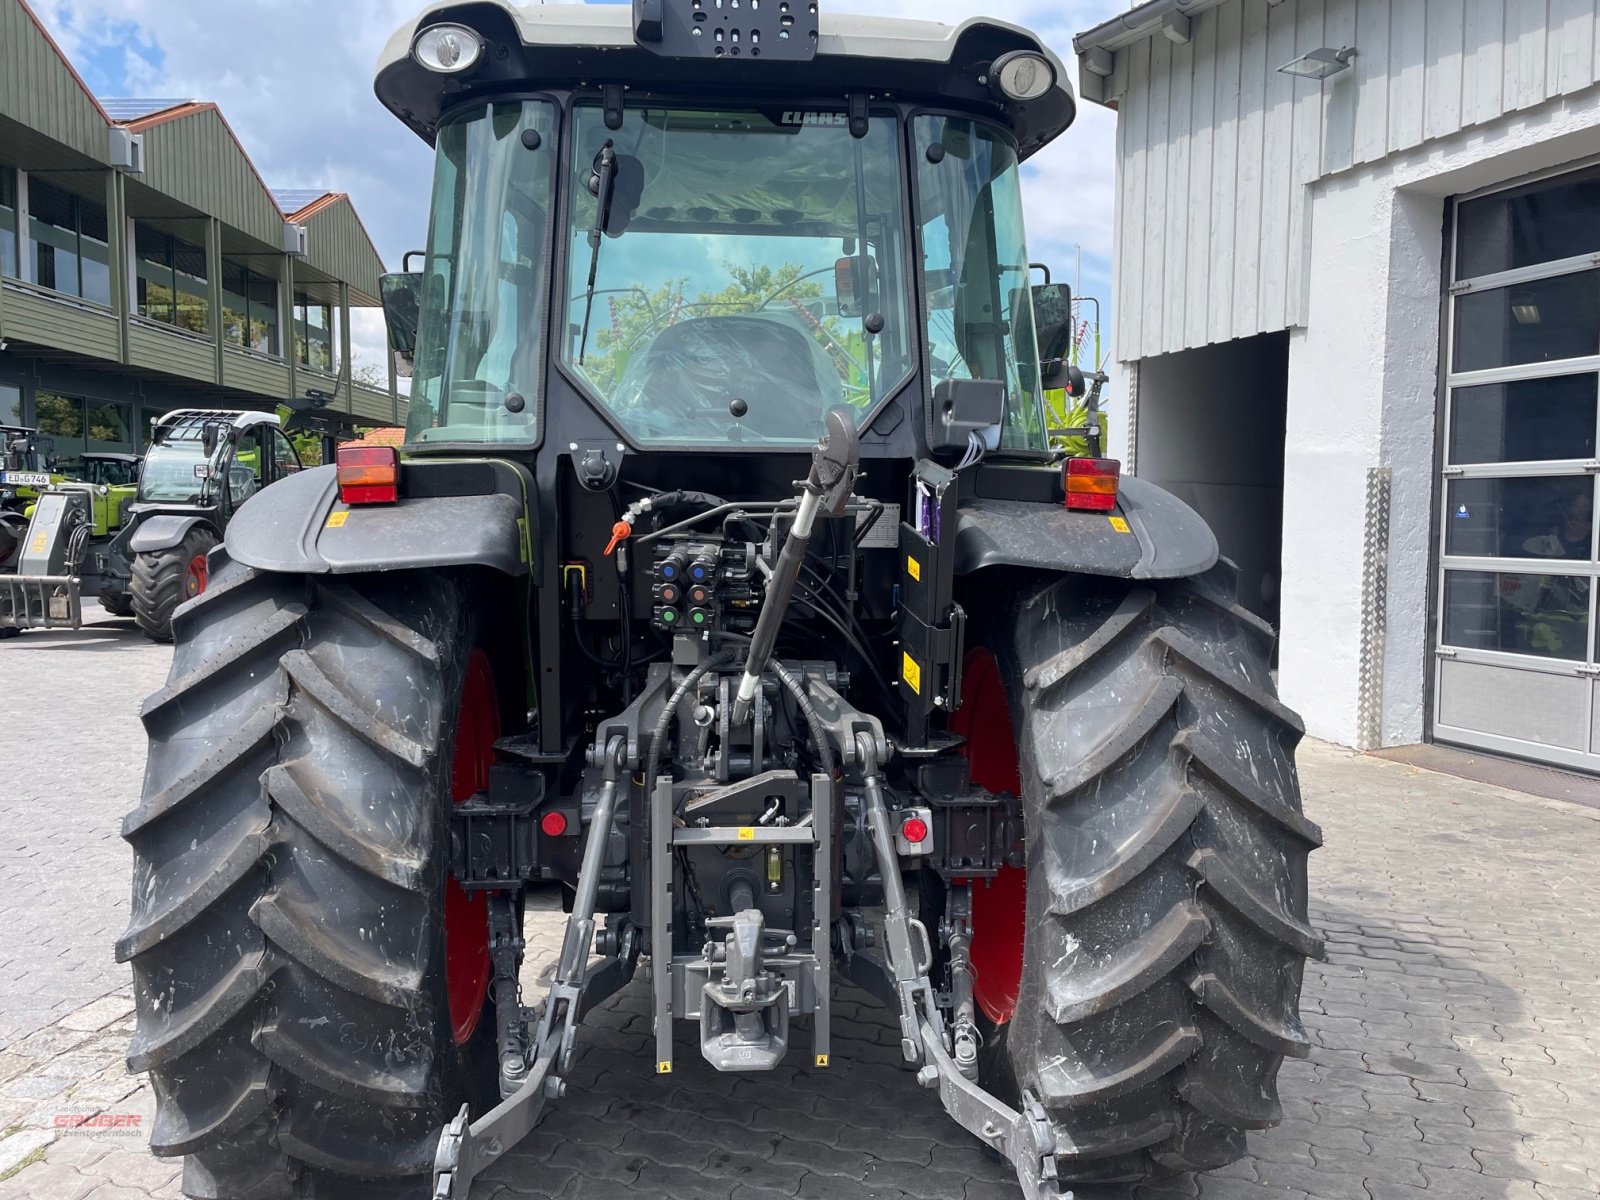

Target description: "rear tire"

left=957, top=565, right=1322, bottom=1183
left=130, top=527, right=218, bottom=642
left=100, top=593, right=135, bottom=617
left=118, top=552, right=500, bottom=1198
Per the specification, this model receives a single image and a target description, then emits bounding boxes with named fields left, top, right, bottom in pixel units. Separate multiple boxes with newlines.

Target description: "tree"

left=350, top=360, right=389, bottom=389
left=580, top=261, right=869, bottom=403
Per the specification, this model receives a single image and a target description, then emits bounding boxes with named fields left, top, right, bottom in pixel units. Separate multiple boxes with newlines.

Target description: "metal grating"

left=1357, top=466, right=1392, bottom=750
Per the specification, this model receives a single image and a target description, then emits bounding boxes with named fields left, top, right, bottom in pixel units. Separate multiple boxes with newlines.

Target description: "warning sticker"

left=902, top=651, right=922, bottom=695
left=29, top=532, right=47, bottom=555
left=1108, top=516, right=1131, bottom=534
left=737, top=827, right=756, bottom=841
left=906, top=555, right=922, bottom=582
left=325, top=511, right=349, bottom=528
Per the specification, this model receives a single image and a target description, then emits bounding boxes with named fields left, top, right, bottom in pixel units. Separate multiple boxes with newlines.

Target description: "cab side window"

left=271, top=429, right=303, bottom=478
left=230, top=430, right=263, bottom=505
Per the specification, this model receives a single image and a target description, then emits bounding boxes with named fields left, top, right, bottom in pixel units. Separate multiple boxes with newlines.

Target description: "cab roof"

left=375, top=2, right=1075, bottom=159
left=153, top=410, right=281, bottom=439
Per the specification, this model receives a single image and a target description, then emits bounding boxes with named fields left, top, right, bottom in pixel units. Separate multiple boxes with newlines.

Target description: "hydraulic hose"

left=644, top=649, right=740, bottom=794
left=767, top=659, right=837, bottom=778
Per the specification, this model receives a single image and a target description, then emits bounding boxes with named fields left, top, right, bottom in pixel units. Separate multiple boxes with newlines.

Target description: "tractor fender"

left=953, top=474, right=1219, bottom=580
left=226, top=463, right=531, bottom=577
left=128, top=514, right=214, bottom=555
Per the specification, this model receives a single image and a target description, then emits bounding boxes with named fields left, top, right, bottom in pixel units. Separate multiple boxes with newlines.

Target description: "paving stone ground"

left=1, top=610, right=1597, bottom=1200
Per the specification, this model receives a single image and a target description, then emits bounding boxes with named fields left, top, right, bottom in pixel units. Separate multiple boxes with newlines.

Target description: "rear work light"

left=1064, top=457, right=1121, bottom=512
left=336, top=446, right=400, bottom=505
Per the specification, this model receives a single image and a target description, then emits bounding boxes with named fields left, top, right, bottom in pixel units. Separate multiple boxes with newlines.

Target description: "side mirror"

left=930, top=378, right=1006, bottom=455
left=201, top=422, right=221, bottom=458
left=1031, top=281, right=1076, bottom=389
left=379, top=272, right=422, bottom=363
left=835, top=255, right=879, bottom=319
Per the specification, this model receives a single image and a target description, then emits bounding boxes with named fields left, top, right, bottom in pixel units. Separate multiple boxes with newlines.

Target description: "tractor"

left=1, top=409, right=301, bottom=640
left=1, top=425, right=58, bottom=568
left=1, top=436, right=143, bottom=574
left=119, top=5, right=1321, bottom=1199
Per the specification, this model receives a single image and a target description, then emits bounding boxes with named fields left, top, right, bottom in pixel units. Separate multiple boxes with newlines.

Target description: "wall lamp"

left=1277, top=46, right=1356, bottom=80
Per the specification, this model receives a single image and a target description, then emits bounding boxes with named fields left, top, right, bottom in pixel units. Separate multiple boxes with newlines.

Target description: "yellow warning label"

left=906, top=555, right=922, bottom=582
left=737, top=827, right=756, bottom=841
left=815, top=1054, right=830, bottom=1068
left=30, top=532, right=47, bottom=554
left=325, top=510, right=349, bottom=528
left=1108, top=515, right=1131, bottom=534
left=657, top=1061, right=672, bottom=1074
left=901, top=651, right=922, bottom=695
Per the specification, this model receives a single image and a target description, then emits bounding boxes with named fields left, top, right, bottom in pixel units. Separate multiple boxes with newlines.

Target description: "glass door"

left=1434, top=165, right=1600, bottom=772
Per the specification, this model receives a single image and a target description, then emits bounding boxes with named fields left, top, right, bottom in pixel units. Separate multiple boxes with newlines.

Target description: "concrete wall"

left=1136, top=333, right=1289, bottom=625
left=1277, top=81, right=1600, bottom=749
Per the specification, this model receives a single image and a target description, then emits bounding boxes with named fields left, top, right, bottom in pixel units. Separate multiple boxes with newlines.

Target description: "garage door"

left=1434, top=165, right=1600, bottom=773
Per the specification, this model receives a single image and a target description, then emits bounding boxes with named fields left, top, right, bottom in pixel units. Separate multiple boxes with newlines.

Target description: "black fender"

left=226, top=462, right=532, bottom=577
left=954, top=474, right=1218, bottom=580
left=128, top=514, right=215, bottom=555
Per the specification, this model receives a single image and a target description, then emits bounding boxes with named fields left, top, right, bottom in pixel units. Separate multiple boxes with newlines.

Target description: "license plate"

left=0, top=472, right=50, bottom=486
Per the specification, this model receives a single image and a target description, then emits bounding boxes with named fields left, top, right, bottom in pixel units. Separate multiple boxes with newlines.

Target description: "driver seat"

left=615, top=314, right=842, bottom=437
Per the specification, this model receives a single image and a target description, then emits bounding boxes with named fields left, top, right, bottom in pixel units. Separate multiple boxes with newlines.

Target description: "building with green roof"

left=0, top=0, right=402, bottom=468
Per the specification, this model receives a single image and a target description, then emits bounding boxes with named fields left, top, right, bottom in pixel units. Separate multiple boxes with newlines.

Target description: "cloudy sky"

left=30, top=0, right=1126, bottom=376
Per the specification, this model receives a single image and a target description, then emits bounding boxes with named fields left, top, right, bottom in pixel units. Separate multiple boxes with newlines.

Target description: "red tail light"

left=1064, top=457, right=1120, bottom=512
left=336, top=446, right=399, bottom=505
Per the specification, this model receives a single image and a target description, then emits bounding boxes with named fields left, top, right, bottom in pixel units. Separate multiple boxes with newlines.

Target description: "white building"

left=1075, top=0, right=1600, bottom=773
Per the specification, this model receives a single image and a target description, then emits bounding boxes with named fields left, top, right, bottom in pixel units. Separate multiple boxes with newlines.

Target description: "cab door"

left=224, top=427, right=266, bottom=517
left=269, top=428, right=304, bottom=481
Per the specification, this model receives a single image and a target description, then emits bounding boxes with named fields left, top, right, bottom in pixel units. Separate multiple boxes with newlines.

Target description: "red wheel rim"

left=185, top=553, right=208, bottom=597
left=949, top=647, right=1027, bottom=1025
left=445, top=649, right=498, bottom=1044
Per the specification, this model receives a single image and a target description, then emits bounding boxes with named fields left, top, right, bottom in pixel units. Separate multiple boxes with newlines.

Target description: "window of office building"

left=34, top=390, right=85, bottom=469
left=27, top=178, right=111, bottom=306
left=135, top=225, right=210, bottom=335
left=0, top=168, right=17, bottom=280
left=293, top=292, right=335, bottom=372
left=221, top=260, right=280, bottom=355
left=32, top=392, right=134, bottom=470
left=86, top=399, right=131, bottom=449
left=0, top=383, right=20, bottom=427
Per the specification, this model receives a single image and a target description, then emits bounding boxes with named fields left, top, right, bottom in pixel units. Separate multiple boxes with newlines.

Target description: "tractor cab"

left=76, top=452, right=142, bottom=489
left=0, top=425, right=60, bottom=496
left=137, top=411, right=267, bottom=514
left=375, top=3, right=1083, bottom=463
left=1, top=425, right=52, bottom=475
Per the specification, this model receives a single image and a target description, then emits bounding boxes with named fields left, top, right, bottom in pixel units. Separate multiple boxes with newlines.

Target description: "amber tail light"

left=336, top=446, right=400, bottom=505
left=1064, top=457, right=1120, bottom=512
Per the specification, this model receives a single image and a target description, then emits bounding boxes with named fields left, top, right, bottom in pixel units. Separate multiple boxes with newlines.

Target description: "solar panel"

left=271, top=188, right=330, bottom=215
left=99, top=98, right=190, bottom=121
